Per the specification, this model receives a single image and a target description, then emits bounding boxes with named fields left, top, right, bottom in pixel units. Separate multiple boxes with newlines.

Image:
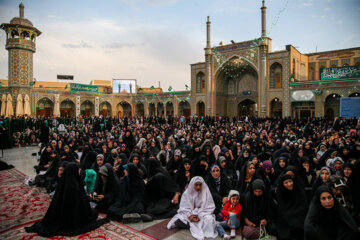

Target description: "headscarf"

left=243, top=179, right=268, bottom=227
left=210, top=164, right=221, bottom=185
left=305, top=185, right=358, bottom=240
left=178, top=176, right=215, bottom=218
left=261, top=160, right=272, bottom=176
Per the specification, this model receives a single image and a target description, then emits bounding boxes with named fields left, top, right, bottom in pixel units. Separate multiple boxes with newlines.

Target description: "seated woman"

left=91, top=163, right=120, bottom=213
left=34, top=144, right=52, bottom=174
left=243, top=179, right=276, bottom=239
left=35, top=150, right=61, bottom=193
left=167, top=176, right=218, bottom=240
left=273, top=174, right=308, bottom=240
left=175, top=158, right=194, bottom=193
left=25, top=162, right=108, bottom=237
left=206, top=164, right=231, bottom=215
left=304, top=185, right=359, bottom=240
left=236, top=161, right=257, bottom=197
left=312, top=166, right=331, bottom=196
left=145, top=158, right=181, bottom=219
left=107, top=163, right=147, bottom=222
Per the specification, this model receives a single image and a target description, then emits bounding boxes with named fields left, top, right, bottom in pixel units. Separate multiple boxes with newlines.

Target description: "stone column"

left=144, top=101, right=149, bottom=116
left=95, top=97, right=99, bottom=116
left=174, top=98, right=179, bottom=116
left=76, top=96, right=80, bottom=117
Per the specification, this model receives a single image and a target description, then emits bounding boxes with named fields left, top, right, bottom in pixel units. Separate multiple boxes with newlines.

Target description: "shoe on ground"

left=122, top=213, right=141, bottom=224
left=223, top=233, right=231, bottom=240
left=140, top=214, right=153, bottom=222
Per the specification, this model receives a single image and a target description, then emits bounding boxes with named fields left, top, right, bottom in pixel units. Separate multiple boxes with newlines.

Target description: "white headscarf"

left=167, top=176, right=218, bottom=239
left=178, top=176, right=215, bottom=218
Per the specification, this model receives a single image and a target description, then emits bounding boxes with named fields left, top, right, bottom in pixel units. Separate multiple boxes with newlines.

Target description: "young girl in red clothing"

left=216, top=190, right=242, bottom=239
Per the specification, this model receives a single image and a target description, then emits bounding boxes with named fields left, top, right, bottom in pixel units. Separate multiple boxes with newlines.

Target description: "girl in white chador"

left=167, top=176, right=218, bottom=240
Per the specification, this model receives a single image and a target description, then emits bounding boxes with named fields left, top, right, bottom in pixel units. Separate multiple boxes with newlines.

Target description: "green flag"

left=185, top=84, right=189, bottom=90
left=289, top=73, right=294, bottom=81
left=168, top=86, right=172, bottom=91
left=150, top=85, right=154, bottom=90
left=29, top=78, right=36, bottom=86
left=65, top=85, right=68, bottom=89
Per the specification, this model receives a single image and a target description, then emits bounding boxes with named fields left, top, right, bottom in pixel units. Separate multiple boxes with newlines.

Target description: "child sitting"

left=216, top=190, right=242, bottom=239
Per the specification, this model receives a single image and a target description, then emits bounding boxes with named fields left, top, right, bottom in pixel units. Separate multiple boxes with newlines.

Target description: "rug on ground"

left=0, top=169, right=156, bottom=240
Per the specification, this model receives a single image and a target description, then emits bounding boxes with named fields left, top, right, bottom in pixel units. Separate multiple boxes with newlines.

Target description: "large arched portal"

left=60, top=99, right=75, bottom=117
left=36, top=97, right=54, bottom=117
left=117, top=101, right=132, bottom=118
left=238, top=99, right=256, bottom=117
left=215, top=57, right=258, bottom=116
left=99, top=101, right=112, bottom=117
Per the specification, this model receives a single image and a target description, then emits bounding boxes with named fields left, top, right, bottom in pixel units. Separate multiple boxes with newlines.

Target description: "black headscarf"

left=275, top=174, right=308, bottom=240
left=243, top=179, right=270, bottom=227
left=25, top=162, right=108, bottom=237
left=175, top=158, right=193, bottom=193
left=304, top=185, right=358, bottom=240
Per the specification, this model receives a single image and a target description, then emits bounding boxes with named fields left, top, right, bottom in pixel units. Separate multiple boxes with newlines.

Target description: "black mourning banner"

left=57, top=75, right=74, bottom=80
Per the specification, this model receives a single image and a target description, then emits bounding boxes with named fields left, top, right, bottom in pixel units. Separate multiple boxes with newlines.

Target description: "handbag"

left=258, top=223, right=271, bottom=240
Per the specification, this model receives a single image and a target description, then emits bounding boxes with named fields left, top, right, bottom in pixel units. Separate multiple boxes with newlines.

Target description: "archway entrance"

left=215, top=57, right=258, bottom=116
left=325, top=94, right=341, bottom=120
left=135, top=103, right=144, bottom=116
left=99, top=102, right=112, bottom=117
left=148, top=103, right=155, bottom=116
left=81, top=100, right=94, bottom=117
left=238, top=99, right=255, bottom=117
left=157, top=102, right=164, bottom=116
left=349, top=92, right=360, bottom=97
left=270, top=98, right=282, bottom=118
left=166, top=102, right=174, bottom=116
left=60, top=99, right=75, bottom=117
left=179, top=101, right=191, bottom=117
left=36, top=97, right=54, bottom=117
left=117, top=101, right=132, bottom=118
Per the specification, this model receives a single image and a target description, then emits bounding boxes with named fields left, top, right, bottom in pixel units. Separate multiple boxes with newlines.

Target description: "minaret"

left=1, top=3, right=41, bottom=114
left=258, top=0, right=268, bottom=117
left=205, top=16, right=213, bottom=116
left=261, top=0, right=266, bottom=37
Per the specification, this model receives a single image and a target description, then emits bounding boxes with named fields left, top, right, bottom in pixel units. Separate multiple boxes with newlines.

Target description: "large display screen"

left=113, top=79, right=136, bottom=94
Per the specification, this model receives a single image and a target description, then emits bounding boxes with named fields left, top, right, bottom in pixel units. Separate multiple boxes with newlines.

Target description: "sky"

left=0, top=0, right=359, bottom=91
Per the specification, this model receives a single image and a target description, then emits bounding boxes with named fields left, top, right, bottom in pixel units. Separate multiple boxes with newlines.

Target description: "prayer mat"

left=0, top=220, right=157, bottom=240
left=0, top=169, right=51, bottom=233
left=0, top=169, right=157, bottom=240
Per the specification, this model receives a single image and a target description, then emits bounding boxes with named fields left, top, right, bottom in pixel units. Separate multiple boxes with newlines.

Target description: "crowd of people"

left=2, top=114, right=360, bottom=239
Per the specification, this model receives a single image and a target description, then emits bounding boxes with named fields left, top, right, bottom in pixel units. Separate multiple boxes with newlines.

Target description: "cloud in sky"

left=62, top=41, right=92, bottom=49
left=0, top=0, right=359, bottom=91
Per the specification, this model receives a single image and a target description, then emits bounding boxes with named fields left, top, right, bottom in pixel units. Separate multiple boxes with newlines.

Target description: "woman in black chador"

left=25, top=162, right=108, bottom=237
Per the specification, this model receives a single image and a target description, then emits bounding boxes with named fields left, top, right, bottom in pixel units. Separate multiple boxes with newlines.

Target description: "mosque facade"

left=1, top=2, right=359, bottom=119
left=190, top=1, right=360, bottom=119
